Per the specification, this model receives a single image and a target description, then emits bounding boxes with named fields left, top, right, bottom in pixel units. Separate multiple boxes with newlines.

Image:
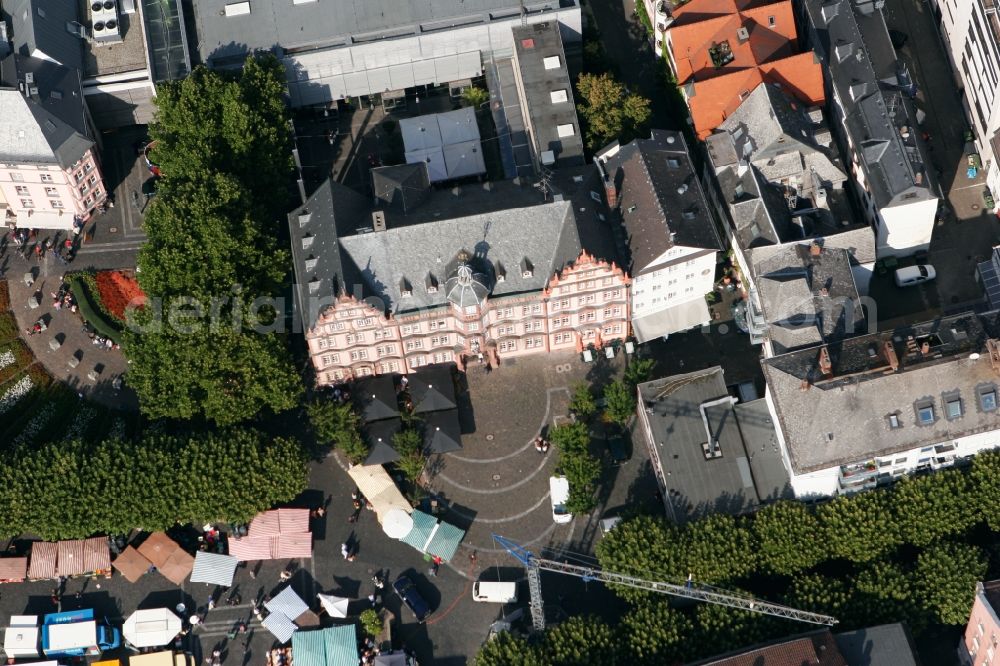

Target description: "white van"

left=472, top=581, right=518, bottom=604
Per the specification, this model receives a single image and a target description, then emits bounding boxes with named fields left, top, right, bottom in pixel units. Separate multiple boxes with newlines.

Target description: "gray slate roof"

left=755, top=244, right=863, bottom=355
left=191, top=0, right=536, bottom=62
left=601, top=129, right=721, bottom=274
left=5, top=0, right=83, bottom=70
left=638, top=367, right=790, bottom=524
left=833, top=624, right=919, bottom=666
left=290, top=168, right=618, bottom=330
left=715, top=165, right=791, bottom=249
left=715, top=83, right=821, bottom=165
left=0, top=56, right=93, bottom=168
left=372, top=163, right=430, bottom=214
left=511, top=21, right=584, bottom=168
left=763, top=310, right=1000, bottom=474
left=804, top=0, right=934, bottom=209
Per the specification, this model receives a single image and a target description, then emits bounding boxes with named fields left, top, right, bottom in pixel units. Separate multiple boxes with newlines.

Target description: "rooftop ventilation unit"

left=90, top=0, right=122, bottom=44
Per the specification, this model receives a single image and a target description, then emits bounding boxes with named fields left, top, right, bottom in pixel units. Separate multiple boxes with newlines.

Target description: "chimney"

left=883, top=341, right=899, bottom=371
left=818, top=346, right=833, bottom=376
left=809, top=242, right=822, bottom=257
left=372, top=210, right=386, bottom=232
left=599, top=159, right=618, bottom=208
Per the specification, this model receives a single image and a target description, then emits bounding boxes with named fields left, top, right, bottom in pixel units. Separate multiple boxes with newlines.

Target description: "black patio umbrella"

left=363, top=418, right=402, bottom=465
left=423, top=409, right=462, bottom=454
left=409, top=364, right=457, bottom=413
left=355, top=375, right=400, bottom=422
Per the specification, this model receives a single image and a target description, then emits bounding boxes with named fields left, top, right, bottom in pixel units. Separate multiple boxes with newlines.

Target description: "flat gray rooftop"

left=79, top=0, right=149, bottom=77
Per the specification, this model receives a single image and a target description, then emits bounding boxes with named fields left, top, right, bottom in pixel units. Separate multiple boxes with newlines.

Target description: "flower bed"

left=68, top=275, right=123, bottom=344
left=0, top=374, right=33, bottom=416
left=63, top=405, right=98, bottom=441
left=0, top=280, right=9, bottom=312
left=0, top=341, right=34, bottom=385
left=0, top=312, right=18, bottom=344
left=94, top=271, right=144, bottom=322
left=12, top=401, right=58, bottom=446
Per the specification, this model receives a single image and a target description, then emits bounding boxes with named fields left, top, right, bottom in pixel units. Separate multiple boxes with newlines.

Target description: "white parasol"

left=122, top=608, right=183, bottom=648
left=381, top=508, right=414, bottom=539
left=317, top=593, right=351, bottom=618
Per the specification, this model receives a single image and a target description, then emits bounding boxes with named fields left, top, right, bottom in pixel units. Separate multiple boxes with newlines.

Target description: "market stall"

left=346, top=464, right=411, bottom=523
left=397, top=510, right=465, bottom=562
left=122, top=608, right=182, bottom=648
left=190, top=552, right=238, bottom=586
left=111, top=546, right=150, bottom=584
left=27, top=537, right=110, bottom=579
left=129, top=652, right=177, bottom=666
left=0, top=556, right=27, bottom=583
left=228, top=509, right=312, bottom=561
left=289, top=626, right=358, bottom=666
left=137, top=533, right=194, bottom=585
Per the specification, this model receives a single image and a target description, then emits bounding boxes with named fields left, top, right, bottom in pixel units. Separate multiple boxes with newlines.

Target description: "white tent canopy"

left=347, top=464, right=412, bottom=522
left=317, top=593, right=350, bottom=619
left=122, top=608, right=182, bottom=648
left=381, top=508, right=414, bottom=539
left=400, top=107, right=485, bottom=183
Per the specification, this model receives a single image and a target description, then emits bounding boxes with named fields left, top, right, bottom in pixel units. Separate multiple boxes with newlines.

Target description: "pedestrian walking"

left=341, top=542, right=350, bottom=560
left=207, top=595, right=215, bottom=611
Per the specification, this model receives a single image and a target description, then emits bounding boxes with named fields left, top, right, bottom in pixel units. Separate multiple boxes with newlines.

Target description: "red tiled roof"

left=688, top=50, right=824, bottom=138
left=697, top=631, right=847, bottom=666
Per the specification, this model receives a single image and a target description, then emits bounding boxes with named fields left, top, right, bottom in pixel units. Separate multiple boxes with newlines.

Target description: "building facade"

left=763, top=311, right=1000, bottom=498
left=960, top=581, right=1000, bottom=666
left=803, top=0, right=938, bottom=259
left=305, top=250, right=629, bottom=384
left=597, top=130, right=722, bottom=342
left=931, top=0, right=1000, bottom=212
left=0, top=56, right=106, bottom=229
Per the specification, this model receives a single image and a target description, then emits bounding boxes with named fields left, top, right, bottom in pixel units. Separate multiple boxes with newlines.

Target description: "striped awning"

left=265, top=585, right=309, bottom=622
left=276, top=508, right=309, bottom=534
left=399, top=510, right=437, bottom=553
left=228, top=532, right=312, bottom=561
left=291, top=626, right=358, bottom=666
left=28, top=542, right=58, bottom=579
left=57, top=539, right=86, bottom=576
left=83, top=537, right=111, bottom=573
left=190, top=552, right=238, bottom=586
left=227, top=537, right=272, bottom=561
left=262, top=611, right=297, bottom=644
left=248, top=510, right=281, bottom=536
left=0, top=556, right=27, bottom=582
left=425, top=521, right=465, bottom=562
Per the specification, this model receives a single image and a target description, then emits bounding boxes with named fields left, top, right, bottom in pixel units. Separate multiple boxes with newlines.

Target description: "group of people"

left=51, top=284, right=76, bottom=312
left=349, top=488, right=372, bottom=523
left=533, top=436, right=551, bottom=454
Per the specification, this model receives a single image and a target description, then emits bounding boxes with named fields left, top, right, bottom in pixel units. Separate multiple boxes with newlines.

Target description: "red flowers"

left=94, top=271, right=145, bottom=322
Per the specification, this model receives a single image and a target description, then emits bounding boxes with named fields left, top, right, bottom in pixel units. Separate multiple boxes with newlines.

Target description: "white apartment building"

left=762, top=311, right=1000, bottom=498
left=803, top=0, right=938, bottom=259
left=596, top=130, right=722, bottom=342
left=931, top=0, right=1000, bottom=210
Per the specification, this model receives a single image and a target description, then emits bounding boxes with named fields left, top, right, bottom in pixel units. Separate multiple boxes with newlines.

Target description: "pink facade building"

left=960, top=581, right=1000, bottom=666
left=290, top=172, right=630, bottom=385
left=0, top=55, right=107, bottom=231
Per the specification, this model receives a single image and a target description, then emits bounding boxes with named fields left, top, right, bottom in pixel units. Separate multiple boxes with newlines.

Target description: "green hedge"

left=68, top=275, right=123, bottom=344
left=0, top=312, right=18, bottom=345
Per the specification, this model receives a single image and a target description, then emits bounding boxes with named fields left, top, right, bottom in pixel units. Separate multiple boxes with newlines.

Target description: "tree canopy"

left=0, top=428, right=307, bottom=539
left=575, top=73, right=651, bottom=151
left=603, top=380, right=636, bottom=426
left=125, top=56, right=302, bottom=425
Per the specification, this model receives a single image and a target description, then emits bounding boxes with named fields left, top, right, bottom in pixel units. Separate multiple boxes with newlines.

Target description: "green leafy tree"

left=306, top=399, right=360, bottom=449
left=913, top=541, right=987, bottom=626
left=339, top=429, right=370, bottom=466
left=892, top=469, right=975, bottom=546
left=784, top=573, right=854, bottom=619
left=682, top=514, right=757, bottom=583
left=561, top=450, right=602, bottom=515
left=474, top=632, right=545, bottom=666
left=358, top=609, right=382, bottom=638
left=0, top=429, right=307, bottom=539
left=603, top=380, right=636, bottom=426
left=126, top=55, right=302, bottom=425
left=596, top=515, right=686, bottom=603
left=619, top=600, right=692, bottom=664
left=550, top=422, right=590, bottom=455
left=568, top=382, right=597, bottom=421
left=971, top=449, right=1000, bottom=531
left=692, top=599, right=793, bottom=658
left=853, top=560, right=922, bottom=630
left=752, top=501, right=826, bottom=575
left=623, top=357, right=655, bottom=388
left=393, top=428, right=426, bottom=484
left=817, top=490, right=900, bottom=563
left=544, top=615, right=620, bottom=665
left=462, top=86, right=490, bottom=109
left=575, top=73, right=651, bottom=151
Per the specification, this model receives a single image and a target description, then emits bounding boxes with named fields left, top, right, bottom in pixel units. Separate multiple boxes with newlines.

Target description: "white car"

left=894, top=264, right=936, bottom=287
left=549, top=476, right=572, bottom=524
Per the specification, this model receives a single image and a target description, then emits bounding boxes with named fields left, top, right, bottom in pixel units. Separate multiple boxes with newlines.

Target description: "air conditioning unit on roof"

left=90, top=0, right=122, bottom=44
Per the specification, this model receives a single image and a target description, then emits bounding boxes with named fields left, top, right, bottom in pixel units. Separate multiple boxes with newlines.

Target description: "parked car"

left=549, top=476, right=572, bottom=524
left=393, top=575, right=433, bottom=623
left=606, top=426, right=630, bottom=465
left=894, top=264, right=936, bottom=287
